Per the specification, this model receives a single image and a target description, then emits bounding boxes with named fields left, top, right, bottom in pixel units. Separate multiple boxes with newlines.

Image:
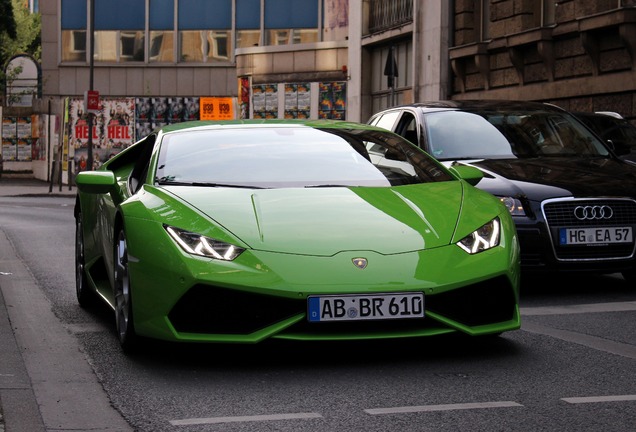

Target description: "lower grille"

left=168, top=276, right=517, bottom=336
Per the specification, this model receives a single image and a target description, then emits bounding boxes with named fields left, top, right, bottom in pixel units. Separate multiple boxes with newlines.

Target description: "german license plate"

left=307, top=292, right=424, bottom=322
left=559, top=227, right=633, bottom=245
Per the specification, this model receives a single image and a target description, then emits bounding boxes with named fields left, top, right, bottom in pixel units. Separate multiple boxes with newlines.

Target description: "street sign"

left=84, top=90, right=100, bottom=113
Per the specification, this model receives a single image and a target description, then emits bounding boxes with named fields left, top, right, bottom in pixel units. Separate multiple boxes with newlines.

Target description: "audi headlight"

left=457, top=217, right=501, bottom=254
left=165, top=225, right=245, bottom=261
left=499, top=196, right=525, bottom=216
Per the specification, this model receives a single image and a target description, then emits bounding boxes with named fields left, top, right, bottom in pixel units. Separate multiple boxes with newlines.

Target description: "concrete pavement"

left=0, top=177, right=76, bottom=197
left=1, top=177, right=122, bottom=431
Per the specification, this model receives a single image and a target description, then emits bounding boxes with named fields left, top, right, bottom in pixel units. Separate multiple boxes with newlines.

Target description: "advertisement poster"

left=16, top=117, right=32, bottom=161
left=200, top=97, right=236, bottom=120
left=319, top=81, right=347, bottom=120
left=136, top=97, right=199, bottom=140
left=284, top=84, right=298, bottom=118
left=2, top=116, right=16, bottom=139
left=239, top=77, right=250, bottom=119
left=2, top=138, right=16, bottom=161
left=17, top=138, right=32, bottom=161
left=2, top=117, right=17, bottom=161
left=32, top=114, right=48, bottom=161
left=284, top=83, right=310, bottom=119
left=252, top=84, right=278, bottom=119
left=69, top=97, right=135, bottom=174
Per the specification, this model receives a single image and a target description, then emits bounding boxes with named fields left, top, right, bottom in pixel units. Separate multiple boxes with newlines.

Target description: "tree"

left=1, top=0, right=41, bottom=97
left=0, top=0, right=17, bottom=41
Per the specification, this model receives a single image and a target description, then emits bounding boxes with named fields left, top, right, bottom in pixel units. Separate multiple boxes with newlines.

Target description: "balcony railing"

left=368, top=0, right=413, bottom=34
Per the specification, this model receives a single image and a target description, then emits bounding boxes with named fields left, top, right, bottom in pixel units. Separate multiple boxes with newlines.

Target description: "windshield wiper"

left=304, top=184, right=350, bottom=188
left=156, top=178, right=265, bottom=189
left=191, top=182, right=266, bottom=189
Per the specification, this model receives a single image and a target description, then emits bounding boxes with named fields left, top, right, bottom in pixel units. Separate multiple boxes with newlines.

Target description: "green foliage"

left=0, top=0, right=17, bottom=40
left=1, top=0, right=41, bottom=96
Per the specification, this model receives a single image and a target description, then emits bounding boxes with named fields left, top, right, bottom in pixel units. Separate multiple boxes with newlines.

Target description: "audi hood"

left=456, top=157, right=636, bottom=201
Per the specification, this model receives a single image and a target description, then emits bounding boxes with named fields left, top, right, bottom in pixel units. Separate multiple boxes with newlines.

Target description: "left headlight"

left=456, top=217, right=501, bottom=254
left=165, top=225, right=245, bottom=261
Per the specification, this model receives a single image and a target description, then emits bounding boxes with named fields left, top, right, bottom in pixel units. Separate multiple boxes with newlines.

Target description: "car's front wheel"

left=75, top=213, right=95, bottom=307
left=114, top=228, right=138, bottom=353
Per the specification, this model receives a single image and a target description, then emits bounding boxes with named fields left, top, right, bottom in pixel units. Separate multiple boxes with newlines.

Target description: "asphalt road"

left=1, top=192, right=636, bottom=431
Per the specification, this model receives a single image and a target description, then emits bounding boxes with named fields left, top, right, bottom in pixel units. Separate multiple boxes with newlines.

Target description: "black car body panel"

left=368, top=100, right=636, bottom=280
left=573, top=111, right=636, bottom=164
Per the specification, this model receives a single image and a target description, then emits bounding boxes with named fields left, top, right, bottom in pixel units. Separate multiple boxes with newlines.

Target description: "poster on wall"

left=200, top=97, right=236, bottom=120
left=252, top=84, right=278, bottom=119
left=135, top=97, right=200, bottom=140
left=284, top=84, right=298, bottom=118
left=239, top=77, right=250, bottom=119
left=17, top=138, right=32, bottom=161
left=284, top=83, right=311, bottom=119
left=319, top=81, right=347, bottom=120
left=16, top=117, right=32, bottom=161
left=69, top=97, right=135, bottom=174
left=2, top=117, right=17, bottom=161
left=32, top=114, right=48, bottom=161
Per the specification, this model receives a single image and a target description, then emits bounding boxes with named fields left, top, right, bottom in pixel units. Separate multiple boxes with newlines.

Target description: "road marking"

left=169, top=412, right=322, bottom=426
left=522, top=321, right=636, bottom=359
left=562, top=395, right=636, bottom=404
left=365, top=401, right=523, bottom=415
left=521, top=301, right=636, bottom=316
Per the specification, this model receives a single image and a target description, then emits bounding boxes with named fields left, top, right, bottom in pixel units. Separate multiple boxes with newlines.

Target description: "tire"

left=75, top=214, right=96, bottom=307
left=114, top=228, right=139, bottom=353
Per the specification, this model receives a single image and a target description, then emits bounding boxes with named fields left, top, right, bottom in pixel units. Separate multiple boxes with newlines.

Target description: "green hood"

left=165, top=183, right=464, bottom=256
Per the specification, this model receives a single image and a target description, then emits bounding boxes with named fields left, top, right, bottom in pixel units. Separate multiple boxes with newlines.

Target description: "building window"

left=59, top=0, right=322, bottom=64
left=149, top=0, right=175, bottom=62
left=236, top=0, right=261, bottom=47
left=61, top=0, right=87, bottom=62
left=178, top=0, right=232, bottom=62
left=264, top=0, right=319, bottom=45
left=478, top=0, right=490, bottom=41
left=94, top=0, right=145, bottom=62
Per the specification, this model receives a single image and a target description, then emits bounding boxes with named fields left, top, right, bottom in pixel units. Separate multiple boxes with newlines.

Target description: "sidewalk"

left=0, top=177, right=76, bottom=197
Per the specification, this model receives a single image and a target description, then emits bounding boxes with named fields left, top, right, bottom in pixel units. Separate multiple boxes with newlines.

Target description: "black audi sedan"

left=368, top=100, right=636, bottom=282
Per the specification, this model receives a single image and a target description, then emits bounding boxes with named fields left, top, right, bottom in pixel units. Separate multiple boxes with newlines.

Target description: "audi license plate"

left=307, top=292, right=424, bottom=322
left=559, top=227, right=633, bottom=245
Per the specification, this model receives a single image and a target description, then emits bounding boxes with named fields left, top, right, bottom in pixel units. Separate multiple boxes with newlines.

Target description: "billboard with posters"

left=135, top=97, right=200, bottom=140
left=68, top=97, right=135, bottom=174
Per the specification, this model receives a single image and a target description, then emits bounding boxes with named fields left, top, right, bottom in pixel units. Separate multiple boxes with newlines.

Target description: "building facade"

left=3, top=0, right=636, bottom=181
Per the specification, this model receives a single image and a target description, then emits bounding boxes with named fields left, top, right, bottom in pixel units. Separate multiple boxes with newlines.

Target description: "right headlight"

left=457, top=217, right=501, bottom=254
left=499, top=196, right=525, bottom=216
left=164, top=225, right=245, bottom=261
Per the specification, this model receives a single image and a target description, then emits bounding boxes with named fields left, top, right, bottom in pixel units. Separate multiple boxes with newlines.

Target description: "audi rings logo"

left=573, top=205, right=613, bottom=220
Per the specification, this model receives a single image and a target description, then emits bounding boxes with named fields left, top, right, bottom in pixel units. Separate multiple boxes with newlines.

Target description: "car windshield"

left=155, top=126, right=453, bottom=188
left=425, top=110, right=611, bottom=160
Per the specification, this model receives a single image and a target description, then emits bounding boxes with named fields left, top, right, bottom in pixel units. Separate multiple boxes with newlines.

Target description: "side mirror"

left=448, top=164, right=484, bottom=186
left=75, top=170, right=117, bottom=194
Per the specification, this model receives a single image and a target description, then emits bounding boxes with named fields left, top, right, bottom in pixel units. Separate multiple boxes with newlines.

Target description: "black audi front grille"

left=542, top=198, right=636, bottom=261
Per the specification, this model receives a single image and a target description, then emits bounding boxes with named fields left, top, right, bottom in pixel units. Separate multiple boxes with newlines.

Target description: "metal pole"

left=87, top=0, right=95, bottom=171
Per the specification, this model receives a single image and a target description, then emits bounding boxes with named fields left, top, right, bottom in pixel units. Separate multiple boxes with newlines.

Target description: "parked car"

left=368, top=100, right=636, bottom=282
left=572, top=111, right=636, bottom=164
left=74, top=119, right=521, bottom=352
